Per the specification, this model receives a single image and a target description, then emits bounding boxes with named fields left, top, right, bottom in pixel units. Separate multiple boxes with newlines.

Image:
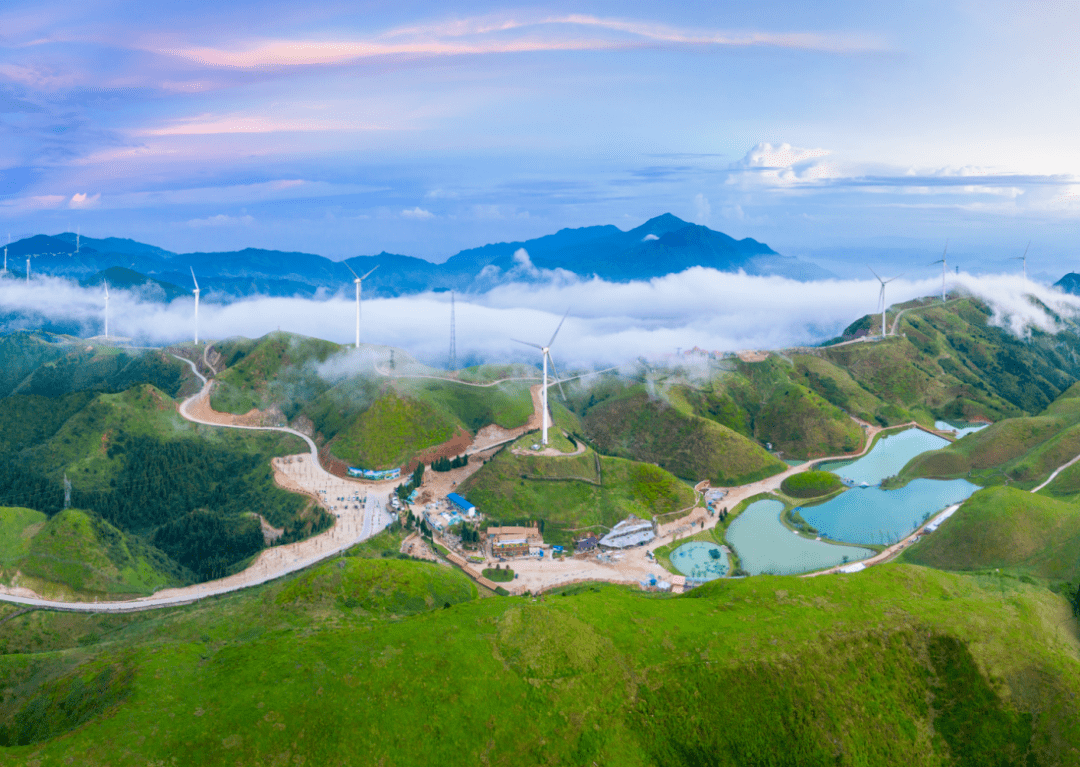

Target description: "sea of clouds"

left=1, top=268, right=1076, bottom=368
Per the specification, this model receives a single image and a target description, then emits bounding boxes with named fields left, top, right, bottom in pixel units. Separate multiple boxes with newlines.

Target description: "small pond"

left=819, top=428, right=949, bottom=486
left=671, top=541, right=728, bottom=581
left=798, top=478, right=978, bottom=546
left=725, top=500, right=874, bottom=576
left=934, top=420, right=989, bottom=439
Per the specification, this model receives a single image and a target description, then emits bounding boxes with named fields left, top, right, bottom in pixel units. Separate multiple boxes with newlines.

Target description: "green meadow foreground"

left=0, top=530, right=1077, bottom=766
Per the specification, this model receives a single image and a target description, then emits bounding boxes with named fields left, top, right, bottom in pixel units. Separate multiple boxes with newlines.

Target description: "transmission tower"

left=448, top=291, right=457, bottom=371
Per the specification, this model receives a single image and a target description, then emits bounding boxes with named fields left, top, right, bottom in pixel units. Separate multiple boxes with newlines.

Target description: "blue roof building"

left=447, top=493, right=476, bottom=514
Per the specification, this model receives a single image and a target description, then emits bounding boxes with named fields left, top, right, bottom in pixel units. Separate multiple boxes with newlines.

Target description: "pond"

left=818, top=428, right=949, bottom=486
left=934, top=420, right=989, bottom=439
left=725, top=500, right=874, bottom=576
left=798, top=478, right=978, bottom=546
left=670, top=541, right=728, bottom=581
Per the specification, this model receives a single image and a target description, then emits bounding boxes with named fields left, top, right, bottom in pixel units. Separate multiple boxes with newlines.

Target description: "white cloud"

left=68, top=192, right=100, bottom=209
left=186, top=214, right=254, bottom=228
left=642, top=233, right=659, bottom=241
left=401, top=207, right=435, bottom=219
left=693, top=193, right=712, bottom=224
left=737, top=142, right=830, bottom=169
left=1, top=269, right=1072, bottom=370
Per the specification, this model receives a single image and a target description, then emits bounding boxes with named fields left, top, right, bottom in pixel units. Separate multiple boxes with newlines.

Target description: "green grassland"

left=901, top=487, right=1080, bottom=584
left=398, top=377, right=534, bottom=432
left=781, top=470, right=844, bottom=498
left=0, top=548, right=1076, bottom=764
left=901, top=383, right=1080, bottom=488
left=210, top=332, right=342, bottom=417
left=0, top=508, right=185, bottom=598
left=459, top=446, right=694, bottom=547
left=578, top=387, right=786, bottom=484
left=329, top=388, right=458, bottom=469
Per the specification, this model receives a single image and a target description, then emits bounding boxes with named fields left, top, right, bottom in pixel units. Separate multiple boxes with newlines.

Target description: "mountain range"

left=0, top=214, right=834, bottom=301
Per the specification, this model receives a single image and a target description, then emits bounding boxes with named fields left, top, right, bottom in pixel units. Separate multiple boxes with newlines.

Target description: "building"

left=486, top=523, right=542, bottom=558
left=575, top=534, right=599, bottom=552
left=446, top=492, right=477, bottom=515
left=599, top=516, right=656, bottom=549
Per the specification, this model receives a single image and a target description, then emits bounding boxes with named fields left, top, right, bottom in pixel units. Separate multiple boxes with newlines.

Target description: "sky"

left=2, top=0, right=1080, bottom=280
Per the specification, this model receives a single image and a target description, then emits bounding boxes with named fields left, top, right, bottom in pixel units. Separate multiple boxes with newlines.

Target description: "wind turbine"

left=869, top=267, right=902, bottom=338
left=513, top=311, right=569, bottom=446
left=25, top=257, right=30, bottom=283
left=343, top=263, right=378, bottom=349
left=1011, top=242, right=1029, bottom=281
left=190, top=267, right=200, bottom=345
left=103, top=280, right=109, bottom=339
left=930, top=241, right=948, bottom=302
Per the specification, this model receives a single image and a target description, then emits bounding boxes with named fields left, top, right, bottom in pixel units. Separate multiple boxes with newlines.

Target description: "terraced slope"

left=0, top=549, right=1076, bottom=765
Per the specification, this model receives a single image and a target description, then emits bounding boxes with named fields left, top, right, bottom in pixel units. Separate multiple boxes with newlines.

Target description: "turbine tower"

left=1012, top=242, right=1029, bottom=281
left=513, top=311, right=569, bottom=446
left=190, top=267, right=200, bottom=345
left=448, top=291, right=457, bottom=371
left=25, top=257, right=30, bottom=283
left=344, top=263, right=378, bottom=349
left=2, top=246, right=6, bottom=275
left=103, top=280, right=109, bottom=339
left=869, top=267, right=902, bottom=338
left=930, top=241, right=948, bottom=302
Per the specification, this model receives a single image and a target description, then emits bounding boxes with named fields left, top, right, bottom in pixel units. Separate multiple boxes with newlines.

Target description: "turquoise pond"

left=934, top=420, right=989, bottom=439
left=670, top=541, right=729, bottom=581
left=726, top=500, right=874, bottom=576
left=798, top=478, right=978, bottom=545
left=819, top=428, right=950, bottom=485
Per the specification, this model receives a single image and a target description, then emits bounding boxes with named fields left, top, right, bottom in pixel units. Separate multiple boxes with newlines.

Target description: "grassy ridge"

left=781, top=470, right=843, bottom=498
left=459, top=447, right=694, bottom=546
left=901, top=383, right=1080, bottom=488
left=400, top=378, right=534, bottom=432
left=210, top=332, right=342, bottom=417
left=0, top=507, right=184, bottom=597
left=330, top=388, right=458, bottom=469
left=582, top=388, right=786, bottom=484
left=0, top=559, right=1076, bottom=764
left=902, top=487, right=1080, bottom=582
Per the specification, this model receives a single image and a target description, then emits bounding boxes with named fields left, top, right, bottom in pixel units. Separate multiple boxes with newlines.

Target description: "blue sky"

left=2, top=0, right=1079, bottom=279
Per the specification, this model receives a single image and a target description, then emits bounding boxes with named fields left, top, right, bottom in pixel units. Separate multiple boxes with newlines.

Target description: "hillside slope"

left=902, top=487, right=1080, bottom=583
left=0, top=550, right=1076, bottom=765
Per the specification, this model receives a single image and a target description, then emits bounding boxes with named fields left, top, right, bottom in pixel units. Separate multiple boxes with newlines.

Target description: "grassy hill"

left=459, top=445, right=695, bottom=545
left=902, top=487, right=1080, bottom=583
left=210, top=332, right=342, bottom=417
left=329, top=388, right=459, bottom=469
left=901, top=383, right=1080, bottom=488
left=0, top=507, right=186, bottom=597
left=0, top=542, right=1076, bottom=764
left=579, top=387, right=786, bottom=484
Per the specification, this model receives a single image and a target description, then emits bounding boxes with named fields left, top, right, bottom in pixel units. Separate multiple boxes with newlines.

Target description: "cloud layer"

left=2, top=268, right=1075, bottom=369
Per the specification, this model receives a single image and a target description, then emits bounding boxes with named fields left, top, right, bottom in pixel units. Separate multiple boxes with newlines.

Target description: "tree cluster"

left=431, top=454, right=468, bottom=472
left=395, top=462, right=425, bottom=501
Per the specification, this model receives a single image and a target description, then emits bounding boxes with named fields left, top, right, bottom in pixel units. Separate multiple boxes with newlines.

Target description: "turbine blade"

left=361, top=265, right=379, bottom=280
left=868, top=266, right=883, bottom=284
left=547, top=353, right=567, bottom=399
left=942, top=239, right=948, bottom=259
left=884, top=273, right=904, bottom=283
left=104, top=280, right=108, bottom=298
left=511, top=338, right=544, bottom=350
left=189, top=266, right=199, bottom=291
left=548, top=309, right=570, bottom=347
left=343, top=261, right=360, bottom=280
left=1023, top=241, right=1030, bottom=259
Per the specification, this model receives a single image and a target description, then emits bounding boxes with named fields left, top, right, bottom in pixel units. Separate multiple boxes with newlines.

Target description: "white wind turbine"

left=343, top=263, right=378, bottom=349
left=25, top=257, right=30, bottom=283
left=1011, top=242, right=1029, bottom=281
left=869, top=267, right=903, bottom=337
left=190, top=267, right=200, bottom=345
left=513, top=311, right=569, bottom=446
left=103, top=280, right=109, bottom=339
left=930, top=241, right=948, bottom=302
